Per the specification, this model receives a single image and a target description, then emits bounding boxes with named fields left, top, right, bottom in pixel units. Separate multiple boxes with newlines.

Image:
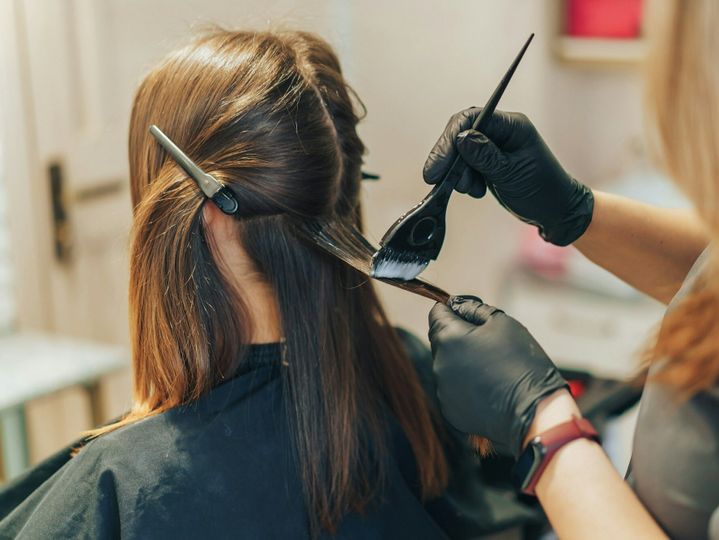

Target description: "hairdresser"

left=423, top=2, right=718, bottom=539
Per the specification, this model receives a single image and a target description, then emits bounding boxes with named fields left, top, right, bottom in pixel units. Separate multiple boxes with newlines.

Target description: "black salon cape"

left=0, top=330, right=537, bottom=539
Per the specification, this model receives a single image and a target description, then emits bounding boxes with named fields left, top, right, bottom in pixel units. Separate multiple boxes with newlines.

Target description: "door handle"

left=47, top=161, right=126, bottom=263
left=48, top=161, right=73, bottom=264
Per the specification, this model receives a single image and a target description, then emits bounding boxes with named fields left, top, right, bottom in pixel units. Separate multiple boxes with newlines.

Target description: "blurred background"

left=0, top=0, right=684, bottom=500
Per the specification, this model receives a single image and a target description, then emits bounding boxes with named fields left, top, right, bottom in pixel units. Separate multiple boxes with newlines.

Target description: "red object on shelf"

left=567, top=0, right=643, bottom=39
left=568, top=379, right=587, bottom=399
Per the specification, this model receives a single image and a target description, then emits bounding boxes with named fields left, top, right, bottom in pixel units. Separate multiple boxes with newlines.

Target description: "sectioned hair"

left=89, top=29, right=448, bottom=533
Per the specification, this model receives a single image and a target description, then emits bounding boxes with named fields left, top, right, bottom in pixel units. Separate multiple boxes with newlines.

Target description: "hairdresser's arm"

left=526, top=391, right=667, bottom=539
left=424, top=109, right=709, bottom=304
left=573, top=191, right=708, bottom=304
left=429, top=298, right=667, bottom=539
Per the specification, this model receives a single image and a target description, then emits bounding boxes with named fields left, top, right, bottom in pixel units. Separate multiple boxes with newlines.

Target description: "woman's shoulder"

left=83, top=380, right=288, bottom=473
left=74, top=412, right=175, bottom=471
left=0, top=429, right=131, bottom=537
left=1, top=391, right=303, bottom=537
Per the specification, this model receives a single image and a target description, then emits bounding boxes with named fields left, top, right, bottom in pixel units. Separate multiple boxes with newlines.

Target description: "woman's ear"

left=201, top=200, right=268, bottom=292
left=202, top=202, right=236, bottom=245
left=202, top=201, right=221, bottom=227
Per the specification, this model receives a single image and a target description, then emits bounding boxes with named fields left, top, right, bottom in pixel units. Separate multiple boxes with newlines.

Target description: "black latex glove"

left=423, top=108, right=594, bottom=246
left=428, top=295, right=567, bottom=456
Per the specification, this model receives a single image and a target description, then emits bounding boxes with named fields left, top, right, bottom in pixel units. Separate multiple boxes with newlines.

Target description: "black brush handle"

left=432, top=33, right=534, bottom=200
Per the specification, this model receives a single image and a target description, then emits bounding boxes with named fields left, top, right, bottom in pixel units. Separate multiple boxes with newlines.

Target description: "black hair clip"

left=148, top=125, right=239, bottom=215
left=361, top=170, right=381, bottom=181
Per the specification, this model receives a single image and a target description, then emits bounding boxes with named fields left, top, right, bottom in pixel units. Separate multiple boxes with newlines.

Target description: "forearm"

left=574, top=191, right=709, bottom=304
left=526, top=391, right=667, bottom=539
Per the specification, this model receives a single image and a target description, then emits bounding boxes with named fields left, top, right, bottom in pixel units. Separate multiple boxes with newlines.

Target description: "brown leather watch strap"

left=523, top=417, right=600, bottom=496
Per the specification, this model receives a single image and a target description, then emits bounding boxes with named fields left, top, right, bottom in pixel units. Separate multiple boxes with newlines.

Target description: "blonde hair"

left=644, top=0, right=719, bottom=395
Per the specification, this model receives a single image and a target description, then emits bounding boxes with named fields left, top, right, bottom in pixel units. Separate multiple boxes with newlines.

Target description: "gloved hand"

left=423, top=108, right=594, bottom=246
left=428, top=295, right=567, bottom=456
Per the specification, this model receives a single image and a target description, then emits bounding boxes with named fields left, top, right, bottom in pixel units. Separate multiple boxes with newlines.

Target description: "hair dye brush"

left=299, top=218, right=451, bottom=304
left=370, top=33, right=534, bottom=281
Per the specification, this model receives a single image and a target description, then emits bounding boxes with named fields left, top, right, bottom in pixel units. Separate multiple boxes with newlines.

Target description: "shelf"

left=554, top=36, right=646, bottom=66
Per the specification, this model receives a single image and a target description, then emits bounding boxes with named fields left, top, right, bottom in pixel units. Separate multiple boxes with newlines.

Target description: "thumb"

left=456, top=129, right=510, bottom=177
left=449, top=295, right=503, bottom=325
left=428, top=302, right=477, bottom=343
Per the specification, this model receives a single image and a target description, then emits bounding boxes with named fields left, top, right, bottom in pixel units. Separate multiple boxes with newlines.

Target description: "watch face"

left=512, top=440, right=546, bottom=490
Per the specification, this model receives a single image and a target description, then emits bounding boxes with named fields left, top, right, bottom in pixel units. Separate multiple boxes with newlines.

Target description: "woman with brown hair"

left=425, top=1, right=718, bottom=539
left=0, top=29, right=534, bottom=538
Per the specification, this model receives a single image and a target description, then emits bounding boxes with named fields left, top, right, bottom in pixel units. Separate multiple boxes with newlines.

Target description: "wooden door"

left=3, top=0, right=333, bottom=463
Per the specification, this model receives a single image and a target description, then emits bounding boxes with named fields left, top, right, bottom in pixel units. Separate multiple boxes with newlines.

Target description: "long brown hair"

left=644, top=0, right=719, bottom=395
left=92, top=29, right=447, bottom=532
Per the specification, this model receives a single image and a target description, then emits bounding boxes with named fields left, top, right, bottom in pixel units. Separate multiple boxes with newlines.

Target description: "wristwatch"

left=512, top=416, right=600, bottom=496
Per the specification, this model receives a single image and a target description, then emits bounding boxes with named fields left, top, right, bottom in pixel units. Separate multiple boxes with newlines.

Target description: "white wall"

left=3, top=0, right=645, bottom=339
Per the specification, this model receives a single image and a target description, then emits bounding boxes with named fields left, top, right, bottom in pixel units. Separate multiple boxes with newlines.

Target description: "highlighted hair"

left=88, top=29, right=447, bottom=533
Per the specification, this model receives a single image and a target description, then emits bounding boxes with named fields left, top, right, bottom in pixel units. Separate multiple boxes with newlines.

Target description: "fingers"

left=456, top=130, right=510, bottom=178
left=423, top=107, right=481, bottom=184
left=428, top=302, right=476, bottom=342
left=423, top=107, right=536, bottom=206
left=424, top=108, right=524, bottom=189
left=455, top=167, right=487, bottom=198
left=474, top=110, right=533, bottom=150
left=424, top=109, right=533, bottom=185
left=449, top=295, right=503, bottom=325
left=428, top=296, right=505, bottom=344
left=467, top=175, right=488, bottom=199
